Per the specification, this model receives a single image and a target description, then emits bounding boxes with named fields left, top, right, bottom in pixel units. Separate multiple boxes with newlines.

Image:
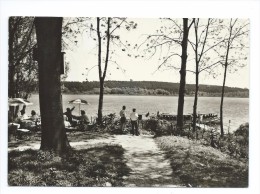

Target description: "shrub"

left=144, top=119, right=176, bottom=137
left=144, top=118, right=249, bottom=159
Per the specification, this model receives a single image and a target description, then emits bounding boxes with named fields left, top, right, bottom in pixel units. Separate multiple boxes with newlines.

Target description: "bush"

left=144, top=118, right=249, bottom=159
left=206, top=123, right=249, bottom=159
left=144, top=119, right=176, bottom=137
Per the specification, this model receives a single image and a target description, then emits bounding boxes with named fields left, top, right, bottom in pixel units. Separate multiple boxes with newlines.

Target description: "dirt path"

left=112, top=135, right=181, bottom=187
left=71, top=134, right=182, bottom=187
left=8, top=134, right=182, bottom=187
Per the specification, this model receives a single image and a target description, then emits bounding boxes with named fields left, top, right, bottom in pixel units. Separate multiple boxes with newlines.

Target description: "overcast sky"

left=64, top=18, right=249, bottom=89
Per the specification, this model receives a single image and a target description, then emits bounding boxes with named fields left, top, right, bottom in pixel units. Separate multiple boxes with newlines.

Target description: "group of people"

left=9, top=105, right=89, bottom=130
left=16, top=106, right=38, bottom=123
left=120, top=105, right=140, bottom=136
left=7, top=105, right=40, bottom=130
left=63, top=106, right=90, bottom=128
left=11, top=104, right=141, bottom=134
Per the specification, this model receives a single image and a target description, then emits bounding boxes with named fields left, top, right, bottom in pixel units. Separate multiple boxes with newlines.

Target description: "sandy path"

left=8, top=134, right=182, bottom=187
left=71, top=134, right=181, bottom=187
left=112, top=135, right=180, bottom=187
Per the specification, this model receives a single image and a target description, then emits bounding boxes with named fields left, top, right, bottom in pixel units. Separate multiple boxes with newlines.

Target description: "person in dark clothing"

left=119, top=105, right=126, bottom=133
left=64, top=106, right=75, bottom=125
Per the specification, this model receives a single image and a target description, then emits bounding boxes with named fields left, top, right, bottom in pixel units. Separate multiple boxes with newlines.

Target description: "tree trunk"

left=35, top=17, right=70, bottom=154
left=97, top=79, right=104, bottom=124
left=220, top=64, right=228, bottom=137
left=8, top=17, right=15, bottom=98
left=192, top=71, right=199, bottom=132
left=177, top=18, right=189, bottom=130
left=8, top=19, right=18, bottom=119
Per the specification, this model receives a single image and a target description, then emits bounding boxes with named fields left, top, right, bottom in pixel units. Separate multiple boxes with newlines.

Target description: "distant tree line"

left=60, top=81, right=248, bottom=97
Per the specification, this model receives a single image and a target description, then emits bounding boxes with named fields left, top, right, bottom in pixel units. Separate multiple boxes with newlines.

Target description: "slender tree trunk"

left=35, top=17, right=70, bottom=154
left=96, top=17, right=103, bottom=124
left=192, top=71, right=199, bottom=132
left=177, top=18, right=189, bottom=130
left=192, top=19, right=199, bottom=132
left=98, top=79, right=104, bottom=124
left=220, top=64, right=228, bottom=137
left=96, top=17, right=111, bottom=125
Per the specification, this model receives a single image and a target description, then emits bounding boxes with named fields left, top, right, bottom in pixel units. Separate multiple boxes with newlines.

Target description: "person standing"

left=130, top=108, right=139, bottom=136
left=119, top=105, right=126, bottom=133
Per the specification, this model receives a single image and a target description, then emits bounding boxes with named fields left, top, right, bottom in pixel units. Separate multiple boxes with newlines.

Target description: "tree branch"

left=198, top=18, right=210, bottom=63
left=199, top=60, right=223, bottom=73
left=157, top=53, right=181, bottom=70
left=109, top=17, right=127, bottom=36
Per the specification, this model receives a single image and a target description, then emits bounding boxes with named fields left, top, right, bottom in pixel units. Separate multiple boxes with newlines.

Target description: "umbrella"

left=8, top=98, right=33, bottom=106
left=68, top=98, right=89, bottom=115
left=8, top=98, right=33, bottom=120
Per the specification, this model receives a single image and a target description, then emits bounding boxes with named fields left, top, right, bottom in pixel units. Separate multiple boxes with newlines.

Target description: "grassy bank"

left=8, top=143, right=130, bottom=186
left=155, top=136, right=248, bottom=187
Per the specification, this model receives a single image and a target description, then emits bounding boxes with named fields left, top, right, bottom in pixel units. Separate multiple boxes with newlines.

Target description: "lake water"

left=26, top=94, right=249, bottom=132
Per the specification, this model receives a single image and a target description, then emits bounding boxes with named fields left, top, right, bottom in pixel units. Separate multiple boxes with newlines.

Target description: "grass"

left=155, top=136, right=248, bottom=188
left=8, top=143, right=130, bottom=186
left=8, top=129, right=248, bottom=187
left=8, top=131, right=113, bottom=148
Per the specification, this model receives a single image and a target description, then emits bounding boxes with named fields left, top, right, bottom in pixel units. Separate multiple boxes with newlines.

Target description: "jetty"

left=157, top=112, right=219, bottom=124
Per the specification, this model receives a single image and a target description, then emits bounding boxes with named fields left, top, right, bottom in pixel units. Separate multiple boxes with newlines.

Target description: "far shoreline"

left=29, top=93, right=249, bottom=98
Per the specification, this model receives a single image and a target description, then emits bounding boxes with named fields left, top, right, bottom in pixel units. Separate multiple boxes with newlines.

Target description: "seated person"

left=17, top=109, right=29, bottom=122
left=30, top=110, right=38, bottom=122
left=64, top=107, right=76, bottom=126
left=79, top=110, right=90, bottom=125
left=64, top=115, right=71, bottom=127
left=76, top=110, right=90, bottom=130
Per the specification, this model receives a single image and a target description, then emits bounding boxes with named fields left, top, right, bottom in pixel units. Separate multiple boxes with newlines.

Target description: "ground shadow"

left=8, top=144, right=131, bottom=186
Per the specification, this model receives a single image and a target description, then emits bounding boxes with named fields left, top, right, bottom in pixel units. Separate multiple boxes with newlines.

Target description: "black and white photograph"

left=0, top=0, right=260, bottom=194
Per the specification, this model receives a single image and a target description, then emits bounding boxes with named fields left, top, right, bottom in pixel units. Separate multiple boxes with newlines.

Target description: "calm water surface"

left=26, top=94, right=249, bottom=132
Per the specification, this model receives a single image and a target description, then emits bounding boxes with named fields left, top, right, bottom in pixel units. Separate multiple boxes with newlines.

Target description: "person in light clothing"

left=130, top=108, right=139, bottom=136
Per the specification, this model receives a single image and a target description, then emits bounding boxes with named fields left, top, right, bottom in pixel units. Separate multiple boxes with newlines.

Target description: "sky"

left=64, top=18, right=249, bottom=89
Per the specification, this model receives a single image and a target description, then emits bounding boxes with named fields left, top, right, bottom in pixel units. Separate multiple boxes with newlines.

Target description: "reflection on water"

left=26, top=94, right=249, bottom=132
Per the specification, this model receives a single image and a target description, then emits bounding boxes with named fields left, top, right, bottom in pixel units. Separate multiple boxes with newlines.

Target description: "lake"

left=26, top=94, right=249, bottom=132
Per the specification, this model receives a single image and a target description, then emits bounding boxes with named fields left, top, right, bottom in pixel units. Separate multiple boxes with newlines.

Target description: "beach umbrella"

left=68, top=98, right=89, bottom=115
left=8, top=98, right=33, bottom=106
left=8, top=98, right=33, bottom=120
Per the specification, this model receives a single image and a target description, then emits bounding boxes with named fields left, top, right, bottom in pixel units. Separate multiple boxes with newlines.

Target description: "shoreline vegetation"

left=59, top=81, right=249, bottom=98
